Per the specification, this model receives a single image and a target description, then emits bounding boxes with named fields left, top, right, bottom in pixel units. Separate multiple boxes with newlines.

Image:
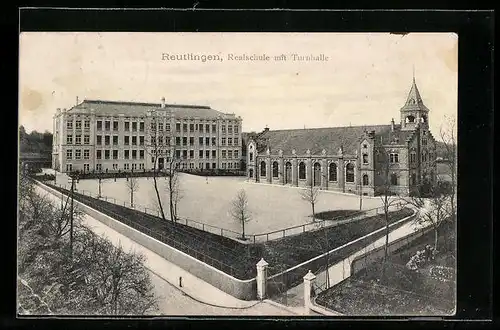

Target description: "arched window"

left=329, top=163, right=337, bottom=181
left=249, top=152, right=254, bottom=162
left=260, top=161, right=266, bottom=177
left=390, top=173, right=398, bottom=186
left=362, top=153, right=369, bottom=164
left=362, top=174, right=369, bottom=186
left=272, top=161, right=279, bottom=178
left=313, top=162, right=321, bottom=186
left=299, top=162, right=306, bottom=180
left=346, top=163, right=355, bottom=182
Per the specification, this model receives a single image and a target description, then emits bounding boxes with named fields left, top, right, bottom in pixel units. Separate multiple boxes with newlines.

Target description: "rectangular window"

left=139, top=122, right=144, bottom=132
left=158, top=123, right=163, bottom=131
left=199, top=150, right=203, bottom=158
left=212, top=137, right=216, bottom=146
left=125, top=122, right=130, bottom=131
left=183, top=137, right=187, bottom=146
left=104, top=135, right=110, bottom=145
left=183, top=150, right=188, bottom=159
left=75, top=120, right=82, bottom=129
left=84, top=135, right=90, bottom=145
left=206, top=163, right=211, bottom=169
left=112, top=150, right=118, bottom=159
left=228, top=137, right=232, bottom=145
left=67, top=121, right=73, bottom=130
left=97, top=121, right=102, bottom=130
left=83, top=164, right=90, bottom=172
left=390, top=153, right=399, bottom=163
left=113, top=136, right=118, bottom=145
left=222, top=137, right=226, bottom=146
left=96, top=150, right=101, bottom=160
left=104, top=150, right=110, bottom=160
left=165, top=137, right=170, bottom=146
left=228, top=125, right=233, bottom=134
left=139, top=150, right=144, bottom=159
left=150, top=122, right=155, bottom=131
left=132, top=164, right=137, bottom=170
left=132, top=122, right=137, bottom=132
left=112, top=164, right=118, bottom=170
left=123, top=136, right=129, bottom=146
left=228, top=151, right=233, bottom=159
left=132, top=150, right=137, bottom=159
left=199, top=124, right=204, bottom=133
left=96, top=164, right=102, bottom=172
left=362, top=154, right=369, bottom=164
left=132, top=136, right=137, bottom=146
left=66, top=135, right=73, bottom=144
left=212, top=124, right=216, bottom=132
left=124, top=150, right=129, bottom=159
left=204, top=137, right=209, bottom=146
left=124, top=163, right=129, bottom=170
left=212, top=150, right=216, bottom=158
left=139, top=163, right=144, bottom=170
left=222, top=150, right=227, bottom=159
left=83, top=149, right=90, bottom=160
left=234, top=137, right=239, bottom=145
left=199, top=137, right=203, bottom=146
left=222, top=125, right=226, bottom=134
left=188, top=150, right=193, bottom=158
left=150, top=136, right=156, bottom=145
left=212, top=162, right=216, bottom=169
left=165, top=123, right=170, bottom=132
left=175, top=150, right=181, bottom=159
left=105, top=121, right=110, bottom=131
left=176, top=123, right=181, bottom=132
left=183, top=123, right=188, bottom=132
left=75, top=135, right=81, bottom=145
left=222, top=162, right=226, bottom=169
left=228, top=163, right=233, bottom=169
left=234, top=125, right=239, bottom=134
left=189, top=137, right=194, bottom=146
left=66, top=164, right=73, bottom=172
left=205, top=124, right=210, bottom=133
left=206, top=150, right=210, bottom=159
left=139, top=136, right=144, bottom=146
left=175, top=137, right=181, bottom=146
left=113, top=121, right=118, bottom=131
left=234, top=150, right=239, bottom=159
left=190, top=123, right=194, bottom=132
left=66, top=149, right=72, bottom=160
left=84, top=120, right=90, bottom=129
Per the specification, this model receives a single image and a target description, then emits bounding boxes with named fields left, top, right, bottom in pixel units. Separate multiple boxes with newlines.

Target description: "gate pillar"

left=256, top=258, right=269, bottom=300
left=303, top=270, right=317, bottom=315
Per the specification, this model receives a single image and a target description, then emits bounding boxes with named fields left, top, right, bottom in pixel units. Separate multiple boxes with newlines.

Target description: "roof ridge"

left=263, top=124, right=391, bottom=133
left=82, top=99, right=212, bottom=109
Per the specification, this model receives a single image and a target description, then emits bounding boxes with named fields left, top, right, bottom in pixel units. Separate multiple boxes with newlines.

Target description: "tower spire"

left=412, top=65, right=415, bottom=83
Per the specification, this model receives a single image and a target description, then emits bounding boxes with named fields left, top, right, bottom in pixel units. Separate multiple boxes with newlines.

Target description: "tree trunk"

left=434, top=227, right=439, bottom=251
left=242, top=218, right=245, bottom=239
left=312, top=202, right=315, bottom=222
left=131, top=189, right=134, bottom=207
left=153, top=168, right=166, bottom=221
left=168, top=169, right=175, bottom=223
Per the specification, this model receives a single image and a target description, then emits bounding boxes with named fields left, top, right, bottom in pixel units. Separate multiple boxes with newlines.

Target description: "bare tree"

left=374, top=149, right=403, bottom=269
left=230, top=189, right=251, bottom=240
left=165, top=167, right=183, bottom=222
left=125, top=175, right=140, bottom=207
left=439, top=116, right=457, bottom=222
left=300, top=180, right=320, bottom=222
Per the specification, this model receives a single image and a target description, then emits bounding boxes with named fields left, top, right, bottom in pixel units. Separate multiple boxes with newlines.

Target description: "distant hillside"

left=19, top=126, right=52, bottom=155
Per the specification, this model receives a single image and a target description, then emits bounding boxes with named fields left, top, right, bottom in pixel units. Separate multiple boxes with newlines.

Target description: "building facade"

left=246, top=78, right=438, bottom=196
left=52, top=98, right=242, bottom=173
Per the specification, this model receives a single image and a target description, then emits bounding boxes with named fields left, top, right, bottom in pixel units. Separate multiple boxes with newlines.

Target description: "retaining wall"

left=36, top=181, right=257, bottom=300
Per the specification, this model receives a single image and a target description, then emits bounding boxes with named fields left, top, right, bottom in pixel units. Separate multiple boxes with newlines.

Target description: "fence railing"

left=47, top=183, right=240, bottom=277
left=52, top=181, right=407, bottom=245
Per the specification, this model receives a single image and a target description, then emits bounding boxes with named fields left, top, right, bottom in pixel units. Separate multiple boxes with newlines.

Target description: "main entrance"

left=285, top=162, right=292, bottom=184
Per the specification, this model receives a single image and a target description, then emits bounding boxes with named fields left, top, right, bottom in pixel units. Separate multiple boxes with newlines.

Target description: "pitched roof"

left=67, top=99, right=232, bottom=119
left=254, top=125, right=392, bottom=156
left=378, top=124, right=417, bottom=145
left=401, top=78, right=430, bottom=112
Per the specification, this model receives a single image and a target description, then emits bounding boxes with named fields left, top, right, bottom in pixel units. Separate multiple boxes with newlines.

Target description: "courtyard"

left=51, top=171, right=384, bottom=235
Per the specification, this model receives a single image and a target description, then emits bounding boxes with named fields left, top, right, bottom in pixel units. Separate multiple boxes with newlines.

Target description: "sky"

left=19, top=32, right=457, bottom=135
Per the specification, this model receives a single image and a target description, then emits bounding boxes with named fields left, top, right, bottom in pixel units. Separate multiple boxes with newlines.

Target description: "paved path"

left=284, top=214, right=427, bottom=308
left=34, top=183, right=296, bottom=316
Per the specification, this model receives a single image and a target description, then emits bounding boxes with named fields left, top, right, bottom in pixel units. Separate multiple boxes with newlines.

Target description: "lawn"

left=43, top=181, right=413, bottom=282
left=315, top=219, right=456, bottom=316
left=54, top=172, right=384, bottom=235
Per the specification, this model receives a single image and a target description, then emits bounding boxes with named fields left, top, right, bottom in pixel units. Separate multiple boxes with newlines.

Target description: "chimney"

left=391, top=118, right=395, bottom=131
left=76, top=96, right=79, bottom=105
left=264, top=125, right=269, bottom=132
left=161, top=97, right=166, bottom=108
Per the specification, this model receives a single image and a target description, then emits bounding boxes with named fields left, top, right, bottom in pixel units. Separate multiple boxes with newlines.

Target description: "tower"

left=400, top=73, right=430, bottom=131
